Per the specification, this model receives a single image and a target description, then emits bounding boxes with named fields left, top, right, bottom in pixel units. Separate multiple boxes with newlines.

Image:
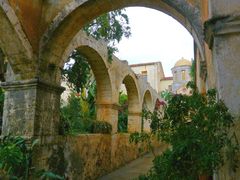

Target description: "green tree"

left=62, top=51, right=91, bottom=93
left=83, top=9, right=131, bottom=58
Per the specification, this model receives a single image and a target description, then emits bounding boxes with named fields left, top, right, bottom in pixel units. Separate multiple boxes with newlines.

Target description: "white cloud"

left=115, top=7, right=194, bottom=76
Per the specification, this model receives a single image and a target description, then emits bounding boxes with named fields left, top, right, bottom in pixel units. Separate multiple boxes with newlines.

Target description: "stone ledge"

left=1, top=78, right=65, bottom=94
left=204, top=14, right=240, bottom=49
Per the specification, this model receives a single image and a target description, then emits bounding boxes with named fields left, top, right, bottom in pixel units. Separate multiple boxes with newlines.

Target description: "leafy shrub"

left=90, top=121, right=112, bottom=134
left=129, top=132, right=156, bottom=156
left=131, top=82, right=239, bottom=179
left=0, top=136, right=37, bottom=179
left=0, top=135, right=64, bottom=179
left=118, top=92, right=128, bottom=132
left=60, top=92, right=95, bottom=135
left=35, top=170, right=64, bottom=180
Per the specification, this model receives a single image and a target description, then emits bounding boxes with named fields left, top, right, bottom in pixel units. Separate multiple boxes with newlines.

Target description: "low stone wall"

left=63, top=134, right=112, bottom=179
left=33, top=133, right=165, bottom=180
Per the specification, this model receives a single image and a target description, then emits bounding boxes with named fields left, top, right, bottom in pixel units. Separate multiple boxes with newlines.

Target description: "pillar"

left=128, top=111, right=141, bottom=133
left=143, top=118, right=151, bottom=132
left=96, top=103, right=119, bottom=133
left=205, top=14, right=240, bottom=179
left=1, top=78, right=64, bottom=137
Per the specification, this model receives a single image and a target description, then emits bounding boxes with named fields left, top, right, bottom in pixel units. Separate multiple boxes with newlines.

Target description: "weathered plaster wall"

left=159, top=79, right=173, bottom=93
left=64, top=134, right=112, bottom=179
left=130, top=62, right=165, bottom=93
left=209, top=0, right=240, bottom=17
left=33, top=134, right=165, bottom=180
left=204, top=1, right=240, bottom=178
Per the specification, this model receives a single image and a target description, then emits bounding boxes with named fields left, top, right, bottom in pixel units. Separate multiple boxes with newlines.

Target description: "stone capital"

left=1, top=78, right=65, bottom=94
left=204, top=14, right=240, bottom=49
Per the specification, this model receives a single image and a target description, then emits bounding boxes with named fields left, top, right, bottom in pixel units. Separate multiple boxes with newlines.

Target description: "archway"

left=60, top=44, right=114, bottom=132
left=142, top=90, right=153, bottom=132
left=142, top=90, right=153, bottom=111
left=40, top=0, right=204, bottom=81
left=121, top=74, right=141, bottom=132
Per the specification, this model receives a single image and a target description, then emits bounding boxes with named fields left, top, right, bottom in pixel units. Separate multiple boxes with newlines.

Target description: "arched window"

left=181, top=70, right=186, bottom=80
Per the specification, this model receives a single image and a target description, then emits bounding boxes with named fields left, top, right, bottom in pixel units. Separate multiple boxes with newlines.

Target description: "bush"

left=131, top=83, right=239, bottom=179
left=0, top=136, right=33, bottom=179
left=90, top=121, right=112, bottom=134
left=0, top=135, right=64, bottom=179
left=60, top=93, right=95, bottom=135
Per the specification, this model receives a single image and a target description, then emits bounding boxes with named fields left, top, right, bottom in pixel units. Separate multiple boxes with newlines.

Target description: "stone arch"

left=59, top=32, right=117, bottom=131
left=141, top=89, right=153, bottom=132
left=122, top=74, right=141, bottom=113
left=121, top=74, right=141, bottom=132
left=142, top=89, right=153, bottom=111
left=0, top=1, right=34, bottom=80
left=40, top=0, right=205, bottom=80
left=61, top=42, right=112, bottom=104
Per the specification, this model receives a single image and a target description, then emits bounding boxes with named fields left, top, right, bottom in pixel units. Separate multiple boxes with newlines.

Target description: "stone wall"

left=33, top=133, right=166, bottom=180
left=64, top=134, right=112, bottom=179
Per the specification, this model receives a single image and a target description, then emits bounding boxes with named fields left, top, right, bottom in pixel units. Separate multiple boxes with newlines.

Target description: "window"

left=181, top=70, right=186, bottom=80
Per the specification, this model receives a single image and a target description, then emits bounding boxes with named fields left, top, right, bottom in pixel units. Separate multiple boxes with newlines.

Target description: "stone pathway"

left=98, top=152, right=154, bottom=180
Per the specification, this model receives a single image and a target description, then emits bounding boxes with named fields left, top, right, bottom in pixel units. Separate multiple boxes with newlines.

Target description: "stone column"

left=205, top=14, right=240, bottom=179
left=1, top=79, right=64, bottom=137
left=143, top=119, right=151, bottom=132
left=96, top=103, right=119, bottom=133
left=128, top=111, right=141, bottom=133
left=205, top=15, right=240, bottom=116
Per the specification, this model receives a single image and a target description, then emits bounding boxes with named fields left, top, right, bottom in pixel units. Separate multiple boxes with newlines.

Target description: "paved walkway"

left=98, top=152, right=154, bottom=180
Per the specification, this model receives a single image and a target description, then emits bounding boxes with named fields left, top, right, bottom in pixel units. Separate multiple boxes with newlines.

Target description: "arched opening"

left=121, top=74, right=141, bottom=133
left=142, top=90, right=153, bottom=111
left=118, top=84, right=128, bottom=133
left=60, top=45, right=113, bottom=134
left=142, top=90, right=153, bottom=132
left=40, top=0, right=204, bottom=79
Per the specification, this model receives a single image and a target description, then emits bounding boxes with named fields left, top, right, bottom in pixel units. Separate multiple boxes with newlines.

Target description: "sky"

left=114, top=7, right=194, bottom=77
